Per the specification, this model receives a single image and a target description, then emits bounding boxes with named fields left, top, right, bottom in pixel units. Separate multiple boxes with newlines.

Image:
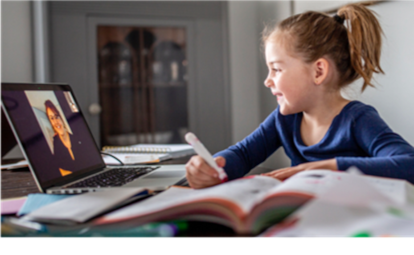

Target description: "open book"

left=260, top=170, right=414, bottom=237
left=102, top=144, right=195, bottom=165
left=94, top=169, right=414, bottom=234
left=94, top=170, right=414, bottom=234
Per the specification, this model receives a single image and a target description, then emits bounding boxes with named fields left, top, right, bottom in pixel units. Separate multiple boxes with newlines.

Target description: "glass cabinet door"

left=97, top=26, right=188, bottom=146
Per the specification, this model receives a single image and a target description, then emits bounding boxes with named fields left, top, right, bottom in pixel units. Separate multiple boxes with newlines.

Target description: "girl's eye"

left=269, top=69, right=280, bottom=75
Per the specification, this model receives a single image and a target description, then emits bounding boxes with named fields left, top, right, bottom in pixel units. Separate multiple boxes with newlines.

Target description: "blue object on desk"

left=74, top=220, right=189, bottom=237
left=17, top=193, right=74, bottom=216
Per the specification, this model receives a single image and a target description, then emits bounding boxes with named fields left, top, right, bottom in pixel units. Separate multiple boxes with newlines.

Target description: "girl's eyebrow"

left=269, top=60, right=285, bottom=65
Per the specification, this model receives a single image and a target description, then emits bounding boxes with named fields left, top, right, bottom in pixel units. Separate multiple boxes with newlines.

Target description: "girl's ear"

left=313, top=58, right=329, bottom=85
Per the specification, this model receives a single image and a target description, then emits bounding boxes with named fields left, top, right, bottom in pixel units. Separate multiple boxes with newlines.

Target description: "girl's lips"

left=273, top=92, right=283, bottom=102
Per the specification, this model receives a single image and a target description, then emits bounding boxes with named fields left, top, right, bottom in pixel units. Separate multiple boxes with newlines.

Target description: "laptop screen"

left=1, top=83, right=105, bottom=190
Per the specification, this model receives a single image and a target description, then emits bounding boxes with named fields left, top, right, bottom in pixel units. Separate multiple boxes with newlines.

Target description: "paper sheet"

left=1, top=160, right=29, bottom=170
left=17, top=193, right=73, bottom=216
left=24, top=187, right=146, bottom=224
left=1, top=197, right=27, bottom=215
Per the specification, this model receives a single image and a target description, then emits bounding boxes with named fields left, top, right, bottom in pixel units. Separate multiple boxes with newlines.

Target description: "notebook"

left=1, top=82, right=188, bottom=194
left=102, top=144, right=195, bottom=165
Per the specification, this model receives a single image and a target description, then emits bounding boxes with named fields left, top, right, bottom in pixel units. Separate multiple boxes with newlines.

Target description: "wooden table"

left=1, top=168, right=40, bottom=199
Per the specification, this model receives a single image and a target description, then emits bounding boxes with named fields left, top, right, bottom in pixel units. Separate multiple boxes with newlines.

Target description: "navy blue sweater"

left=214, top=101, right=414, bottom=184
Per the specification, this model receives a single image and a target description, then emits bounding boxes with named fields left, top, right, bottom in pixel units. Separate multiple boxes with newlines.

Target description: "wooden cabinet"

left=97, top=26, right=188, bottom=146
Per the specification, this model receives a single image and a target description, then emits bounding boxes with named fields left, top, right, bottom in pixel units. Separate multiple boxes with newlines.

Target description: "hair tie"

left=333, top=14, right=345, bottom=25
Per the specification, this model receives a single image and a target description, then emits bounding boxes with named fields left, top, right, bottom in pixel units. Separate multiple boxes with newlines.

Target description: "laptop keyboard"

left=65, top=166, right=159, bottom=188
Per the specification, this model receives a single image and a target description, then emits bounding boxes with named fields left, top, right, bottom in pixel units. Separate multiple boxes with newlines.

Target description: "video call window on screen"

left=2, top=88, right=103, bottom=184
left=26, top=91, right=76, bottom=157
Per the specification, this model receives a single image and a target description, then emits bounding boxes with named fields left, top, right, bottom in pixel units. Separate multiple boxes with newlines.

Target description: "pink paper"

left=1, top=197, right=27, bottom=215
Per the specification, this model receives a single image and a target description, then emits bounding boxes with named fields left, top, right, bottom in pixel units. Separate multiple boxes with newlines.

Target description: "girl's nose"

left=264, top=77, right=273, bottom=88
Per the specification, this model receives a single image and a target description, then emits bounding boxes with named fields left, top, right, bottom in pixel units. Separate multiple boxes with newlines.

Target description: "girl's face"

left=47, top=108, right=65, bottom=136
left=264, top=41, right=315, bottom=115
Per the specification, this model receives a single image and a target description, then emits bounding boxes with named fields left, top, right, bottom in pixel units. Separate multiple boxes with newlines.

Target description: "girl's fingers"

left=186, top=168, right=218, bottom=189
left=186, top=163, right=215, bottom=182
left=185, top=156, right=221, bottom=189
left=190, top=156, right=219, bottom=178
left=262, top=168, right=287, bottom=177
left=261, top=167, right=300, bottom=181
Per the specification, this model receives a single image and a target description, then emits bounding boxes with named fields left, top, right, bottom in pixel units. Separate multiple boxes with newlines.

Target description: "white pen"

left=185, top=132, right=228, bottom=182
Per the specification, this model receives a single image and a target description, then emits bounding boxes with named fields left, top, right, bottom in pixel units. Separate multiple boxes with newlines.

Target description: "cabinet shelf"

left=97, top=25, right=188, bottom=146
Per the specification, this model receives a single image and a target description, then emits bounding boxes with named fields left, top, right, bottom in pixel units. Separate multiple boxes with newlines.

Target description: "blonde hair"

left=262, top=3, right=384, bottom=92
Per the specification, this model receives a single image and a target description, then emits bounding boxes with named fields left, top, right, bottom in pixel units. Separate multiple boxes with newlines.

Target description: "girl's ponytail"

left=337, top=4, right=384, bottom=91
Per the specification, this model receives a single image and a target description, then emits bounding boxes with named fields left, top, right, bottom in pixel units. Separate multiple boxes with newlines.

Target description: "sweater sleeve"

left=214, top=109, right=282, bottom=180
left=336, top=106, right=414, bottom=183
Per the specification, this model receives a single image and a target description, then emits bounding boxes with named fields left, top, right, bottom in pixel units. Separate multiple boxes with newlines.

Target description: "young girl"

left=185, top=3, right=414, bottom=188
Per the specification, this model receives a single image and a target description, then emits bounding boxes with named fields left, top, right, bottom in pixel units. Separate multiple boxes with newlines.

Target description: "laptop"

left=1, top=107, right=18, bottom=159
left=1, top=82, right=188, bottom=194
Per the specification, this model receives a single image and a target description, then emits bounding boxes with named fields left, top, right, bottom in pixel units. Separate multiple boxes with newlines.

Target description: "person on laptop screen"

left=3, top=88, right=104, bottom=183
left=45, top=99, right=76, bottom=176
left=25, top=91, right=101, bottom=179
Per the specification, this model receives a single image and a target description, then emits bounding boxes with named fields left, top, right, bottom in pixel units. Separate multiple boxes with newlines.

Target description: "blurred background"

left=2, top=0, right=414, bottom=170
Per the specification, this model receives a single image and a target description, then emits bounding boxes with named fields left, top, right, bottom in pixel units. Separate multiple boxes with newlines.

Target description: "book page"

left=265, top=170, right=343, bottom=197
left=261, top=200, right=414, bottom=237
left=265, top=170, right=412, bottom=206
left=360, top=175, right=410, bottom=205
left=101, top=176, right=281, bottom=222
left=259, top=173, right=414, bottom=239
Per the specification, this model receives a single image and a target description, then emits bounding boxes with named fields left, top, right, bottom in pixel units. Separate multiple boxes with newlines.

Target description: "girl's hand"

left=185, top=156, right=225, bottom=189
left=261, top=158, right=338, bottom=181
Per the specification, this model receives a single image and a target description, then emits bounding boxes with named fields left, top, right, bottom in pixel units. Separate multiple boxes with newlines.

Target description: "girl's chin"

left=279, top=110, right=290, bottom=116
left=279, top=105, right=296, bottom=116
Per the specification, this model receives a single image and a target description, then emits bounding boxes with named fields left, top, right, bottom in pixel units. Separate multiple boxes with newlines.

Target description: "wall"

left=227, top=1, right=293, bottom=170
left=1, top=1, right=33, bottom=83
left=256, top=1, right=292, bottom=169
left=227, top=1, right=261, bottom=143
left=294, top=0, right=361, bottom=14
left=356, top=1, right=414, bottom=146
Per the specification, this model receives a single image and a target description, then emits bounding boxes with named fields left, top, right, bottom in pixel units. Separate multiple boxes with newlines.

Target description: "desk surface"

left=1, top=156, right=271, bottom=199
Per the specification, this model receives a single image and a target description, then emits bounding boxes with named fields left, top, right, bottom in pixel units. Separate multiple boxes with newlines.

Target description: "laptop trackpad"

left=143, top=171, right=185, bottom=179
